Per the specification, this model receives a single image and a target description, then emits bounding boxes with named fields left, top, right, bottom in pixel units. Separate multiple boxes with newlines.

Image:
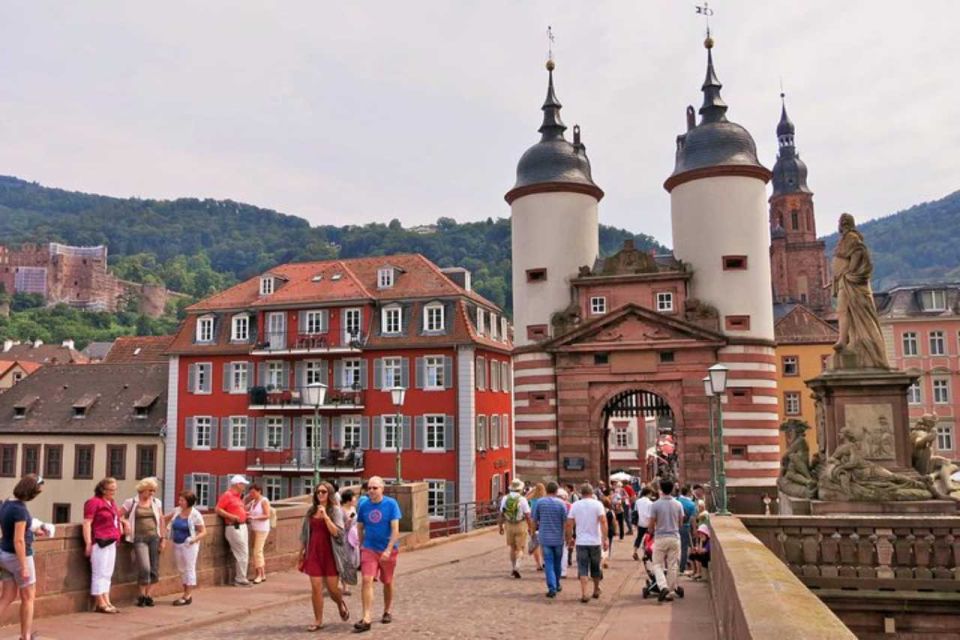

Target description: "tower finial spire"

left=698, top=34, right=727, bottom=122
left=539, top=26, right=566, bottom=140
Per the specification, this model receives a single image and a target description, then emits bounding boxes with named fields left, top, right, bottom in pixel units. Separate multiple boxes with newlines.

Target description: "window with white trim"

left=264, top=476, right=282, bottom=501
left=930, top=331, right=946, bottom=356
left=425, top=415, right=446, bottom=451
left=229, top=416, right=248, bottom=449
left=784, top=392, right=801, bottom=416
left=476, top=415, right=487, bottom=450
left=590, top=296, right=607, bottom=315
left=424, top=304, right=444, bottom=332
left=304, top=310, right=327, bottom=334
left=342, top=359, right=362, bottom=389
left=501, top=361, right=510, bottom=393
left=500, top=317, right=508, bottom=342
left=382, top=306, right=402, bottom=334
left=490, top=313, right=499, bottom=340
left=382, top=357, right=403, bottom=388
left=267, top=362, right=284, bottom=389
left=476, top=357, right=486, bottom=390
left=196, top=316, right=214, bottom=342
left=193, top=473, right=210, bottom=508
left=490, top=360, right=500, bottom=392
left=194, top=417, right=212, bottom=449
left=382, top=415, right=400, bottom=451
left=303, top=416, right=321, bottom=450
left=424, top=356, right=444, bottom=389
left=427, top=479, right=447, bottom=517
left=377, top=268, right=394, bottom=289
left=342, top=416, right=361, bottom=449
left=305, top=360, right=325, bottom=386
left=614, top=425, right=629, bottom=448
left=921, top=290, right=946, bottom=311
left=231, top=314, right=249, bottom=342
left=344, top=308, right=362, bottom=340
left=902, top=332, right=918, bottom=356
left=230, top=362, right=248, bottom=393
left=476, top=308, right=485, bottom=335
left=937, top=423, right=954, bottom=452
left=908, top=381, right=922, bottom=405
left=266, top=417, right=284, bottom=450
left=934, top=379, right=950, bottom=404
left=490, top=415, right=501, bottom=448
left=194, top=363, right=212, bottom=394
left=259, top=277, right=275, bottom=296
left=656, top=292, right=674, bottom=313
left=782, top=356, right=799, bottom=376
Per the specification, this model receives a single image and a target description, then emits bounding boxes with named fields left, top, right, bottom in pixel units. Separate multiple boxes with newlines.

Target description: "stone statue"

left=818, top=426, right=932, bottom=501
left=777, top=419, right=819, bottom=499
left=830, top=213, right=889, bottom=369
left=911, top=414, right=960, bottom=501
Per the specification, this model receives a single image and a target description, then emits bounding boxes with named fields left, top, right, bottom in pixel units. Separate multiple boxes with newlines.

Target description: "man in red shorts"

left=355, top=476, right=401, bottom=633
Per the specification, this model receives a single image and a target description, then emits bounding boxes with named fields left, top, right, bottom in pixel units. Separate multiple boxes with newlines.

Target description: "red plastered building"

left=163, top=255, right=513, bottom=516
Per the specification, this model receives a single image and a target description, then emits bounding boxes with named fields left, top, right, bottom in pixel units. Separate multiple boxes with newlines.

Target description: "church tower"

left=768, top=94, right=830, bottom=313
left=506, top=59, right=603, bottom=347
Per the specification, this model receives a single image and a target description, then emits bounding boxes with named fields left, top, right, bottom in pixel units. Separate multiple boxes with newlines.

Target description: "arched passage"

left=601, top=389, right=676, bottom=483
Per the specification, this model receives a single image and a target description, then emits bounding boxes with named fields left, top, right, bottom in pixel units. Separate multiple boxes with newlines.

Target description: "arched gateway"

left=601, top=389, right=676, bottom=484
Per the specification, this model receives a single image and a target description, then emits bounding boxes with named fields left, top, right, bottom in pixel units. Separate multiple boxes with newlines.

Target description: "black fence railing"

left=245, top=447, right=365, bottom=472
left=428, top=500, right=500, bottom=538
left=256, top=331, right=364, bottom=352
left=248, top=386, right=365, bottom=408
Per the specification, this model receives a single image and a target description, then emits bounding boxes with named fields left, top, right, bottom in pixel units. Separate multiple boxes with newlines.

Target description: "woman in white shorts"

left=0, top=474, right=48, bottom=640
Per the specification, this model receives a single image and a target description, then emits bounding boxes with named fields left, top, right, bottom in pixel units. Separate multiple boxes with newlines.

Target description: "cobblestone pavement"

left=168, top=531, right=714, bottom=640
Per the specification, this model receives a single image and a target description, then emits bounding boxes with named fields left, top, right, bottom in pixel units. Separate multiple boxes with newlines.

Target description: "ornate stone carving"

left=910, top=413, right=960, bottom=501
left=829, top=213, right=890, bottom=369
left=778, top=419, right=819, bottom=499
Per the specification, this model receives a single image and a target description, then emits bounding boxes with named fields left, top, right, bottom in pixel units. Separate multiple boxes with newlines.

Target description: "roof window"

left=260, top=276, right=275, bottom=296
left=920, top=289, right=947, bottom=312
left=378, top=268, right=395, bottom=289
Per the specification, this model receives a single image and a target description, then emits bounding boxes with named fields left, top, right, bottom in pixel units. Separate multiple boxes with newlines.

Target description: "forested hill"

left=822, top=189, right=960, bottom=290
left=0, top=176, right=664, bottom=311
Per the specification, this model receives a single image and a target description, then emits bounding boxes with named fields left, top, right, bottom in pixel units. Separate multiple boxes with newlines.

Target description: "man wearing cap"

left=498, top=478, right=532, bottom=579
left=216, top=474, right=252, bottom=586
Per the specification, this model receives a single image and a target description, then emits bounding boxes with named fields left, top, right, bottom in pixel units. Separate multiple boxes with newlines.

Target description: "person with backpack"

left=245, top=483, right=273, bottom=584
left=497, top=478, right=532, bottom=579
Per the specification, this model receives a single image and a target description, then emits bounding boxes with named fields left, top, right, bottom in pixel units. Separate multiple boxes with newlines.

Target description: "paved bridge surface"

left=1, top=530, right=716, bottom=640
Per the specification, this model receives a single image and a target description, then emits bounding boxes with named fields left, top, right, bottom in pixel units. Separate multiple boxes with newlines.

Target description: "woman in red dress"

left=298, top=482, right=349, bottom=632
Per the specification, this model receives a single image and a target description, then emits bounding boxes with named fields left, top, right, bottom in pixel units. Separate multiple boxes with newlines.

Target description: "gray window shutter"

left=241, top=418, right=251, bottom=448
left=187, top=364, right=196, bottom=393
left=445, top=415, right=455, bottom=451
left=279, top=478, right=289, bottom=499
left=298, top=310, right=307, bottom=333
left=202, top=365, right=213, bottom=393
left=331, top=416, right=342, bottom=448
left=320, top=361, right=329, bottom=387
left=220, top=418, right=231, bottom=448
left=319, top=417, right=330, bottom=455
left=402, top=416, right=412, bottom=450
left=255, top=417, right=267, bottom=449
left=372, top=417, right=382, bottom=451
left=183, top=473, right=193, bottom=495
left=627, top=429, right=635, bottom=447
left=184, top=417, right=195, bottom=449
left=503, top=414, right=509, bottom=445
left=222, top=363, right=231, bottom=392
left=400, top=357, right=410, bottom=388
left=444, top=356, right=453, bottom=389
left=444, top=481, right=456, bottom=509
left=257, top=362, right=267, bottom=386
left=415, top=416, right=425, bottom=450
left=402, top=304, right=412, bottom=335
left=320, top=310, right=329, bottom=333
left=415, top=357, right=425, bottom=389
left=373, top=358, right=383, bottom=390
left=443, top=301, right=454, bottom=334
left=296, top=362, right=306, bottom=390
left=280, top=361, right=291, bottom=390
left=247, top=361, right=255, bottom=389
left=281, top=417, right=291, bottom=450
left=333, top=360, right=343, bottom=388
left=249, top=314, right=258, bottom=344
left=292, top=417, right=304, bottom=452
left=360, top=416, right=370, bottom=450
left=502, top=362, right=509, bottom=392
left=476, top=358, right=485, bottom=390
left=218, top=475, right=229, bottom=497
left=291, top=477, right=303, bottom=497
left=210, top=418, right=220, bottom=449
left=360, top=359, right=369, bottom=389
left=207, top=476, right=217, bottom=505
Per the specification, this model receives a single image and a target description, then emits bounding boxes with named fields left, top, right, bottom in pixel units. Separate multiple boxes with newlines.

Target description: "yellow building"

left=774, top=304, right=837, bottom=452
left=0, top=360, right=42, bottom=392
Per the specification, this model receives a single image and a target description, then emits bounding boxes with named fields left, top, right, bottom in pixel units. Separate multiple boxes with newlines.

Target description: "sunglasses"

left=316, top=489, right=328, bottom=494
left=368, top=486, right=383, bottom=491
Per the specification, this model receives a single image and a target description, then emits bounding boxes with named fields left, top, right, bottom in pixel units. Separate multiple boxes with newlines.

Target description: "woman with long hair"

left=165, top=489, right=207, bottom=606
left=0, top=474, right=47, bottom=639
left=244, top=483, right=272, bottom=584
left=298, top=482, right=349, bottom=632
left=526, top=483, right=546, bottom=571
left=83, top=477, right=123, bottom=613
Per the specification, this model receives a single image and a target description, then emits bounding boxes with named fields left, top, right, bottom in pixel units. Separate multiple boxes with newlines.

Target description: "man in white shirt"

left=498, top=479, right=532, bottom=579
left=632, top=486, right=655, bottom=561
left=565, top=483, right=608, bottom=603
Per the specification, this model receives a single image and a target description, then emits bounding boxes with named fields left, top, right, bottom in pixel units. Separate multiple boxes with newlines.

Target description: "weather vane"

left=547, top=25, right=555, bottom=63
left=695, top=2, right=714, bottom=38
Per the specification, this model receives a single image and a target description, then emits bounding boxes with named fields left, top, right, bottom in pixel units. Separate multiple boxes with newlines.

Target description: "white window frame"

left=930, top=331, right=946, bottom=356
left=304, top=310, right=327, bottom=335
left=490, top=313, right=499, bottom=340
left=266, top=417, right=284, bottom=451
left=196, top=315, right=215, bottom=343
left=424, top=303, right=444, bottom=332
left=782, top=356, right=799, bottom=376
left=305, top=360, right=325, bottom=386
left=424, top=415, right=446, bottom=452
left=908, top=381, right=922, bottom=405
left=476, top=308, right=485, bottom=335
left=500, top=317, right=508, bottom=342
left=426, top=479, right=447, bottom=518
left=382, top=306, right=402, bottom=335
left=231, top=314, right=249, bottom=342
left=303, top=415, right=322, bottom=450
left=476, top=415, right=487, bottom=451
left=933, top=379, right=950, bottom=404
left=490, top=360, right=500, bottom=392
left=260, top=276, right=275, bottom=296
left=342, top=359, right=362, bottom=389
left=194, top=363, right=212, bottom=395
left=476, top=357, right=486, bottom=390
left=194, top=416, right=212, bottom=450
left=381, top=415, right=400, bottom=451
left=344, top=308, right=362, bottom=341
left=937, top=423, right=954, bottom=452
left=590, top=296, right=607, bottom=315
left=490, top=415, right=501, bottom=449
left=500, top=361, right=510, bottom=393
left=784, top=392, right=801, bottom=416
left=193, top=473, right=210, bottom=509
left=378, top=268, right=394, bottom=289
left=263, top=476, right=282, bottom=501
left=342, top=416, right=361, bottom=449
left=922, top=290, right=947, bottom=311
left=267, top=361, right=284, bottom=389
left=230, top=362, right=248, bottom=394
left=656, top=292, right=674, bottom=313
left=229, top=416, right=248, bottom=450
left=382, top=357, right=403, bottom=388
left=903, top=332, right=918, bottom=356
left=424, top=356, right=445, bottom=390
left=614, top=426, right=629, bottom=448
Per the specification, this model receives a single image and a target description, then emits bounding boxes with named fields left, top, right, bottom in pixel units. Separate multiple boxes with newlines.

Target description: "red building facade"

left=164, top=255, right=513, bottom=516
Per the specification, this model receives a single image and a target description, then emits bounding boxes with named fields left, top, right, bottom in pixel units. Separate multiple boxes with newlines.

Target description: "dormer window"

left=231, top=314, right=250, bottom=342
left=74, top=407, right=86, bottom=418
left=196, top=315, right=215, bottom=343
left=13, top=407, right=25, bottom=419
left=423, top=303, right=444, bottom=332
left=477, top=308, right=486, bottom=335
left=378, top=268, right=395, bottom=289
left=382, top=305, right=402, bottom=335
left=13, top=395, right=38, bottom=419
left=73, top=393, right=98, bottom=419
left=500, top=317, right=508, bottom=342
left=134, top=393, right=158, bottom=419
left=260, top=276, right=275, bottom=296
left=490, top=313, right=499, bottom=340
left=920, top=290, right=947, bottom=312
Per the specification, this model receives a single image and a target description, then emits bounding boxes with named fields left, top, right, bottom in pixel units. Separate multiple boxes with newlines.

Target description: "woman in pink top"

left=83, top=477, right=124, bottom=613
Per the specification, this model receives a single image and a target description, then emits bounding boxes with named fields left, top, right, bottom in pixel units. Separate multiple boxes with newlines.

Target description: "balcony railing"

left=248, top=385, right=365, bottom=410
left=246, top=447, right=365, bottom=473
left=428, top=500, right=500, bottom=538
left=253, top=331, right=364, bottom=353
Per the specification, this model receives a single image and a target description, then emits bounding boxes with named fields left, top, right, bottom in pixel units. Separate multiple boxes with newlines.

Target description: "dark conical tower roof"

left=506, top=60, right=603, bottom=204
left=771, top=93, right=812, bottom=197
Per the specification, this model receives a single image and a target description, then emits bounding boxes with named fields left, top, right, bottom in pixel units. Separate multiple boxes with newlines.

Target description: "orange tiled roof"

left=103, top=335, right=174, bottom=363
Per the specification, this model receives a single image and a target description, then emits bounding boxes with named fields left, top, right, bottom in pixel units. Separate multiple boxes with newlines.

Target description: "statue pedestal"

left=809, top=499, right=956, bottom=515
left=806, top=368, right=919, bottom=476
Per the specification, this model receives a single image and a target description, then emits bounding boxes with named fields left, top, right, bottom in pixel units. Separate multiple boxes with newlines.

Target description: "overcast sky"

left=0, top=1, right=955, bottom=247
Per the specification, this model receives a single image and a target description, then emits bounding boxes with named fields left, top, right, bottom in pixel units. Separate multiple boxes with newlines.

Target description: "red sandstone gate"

left=600, top=388, right=676, bottom=484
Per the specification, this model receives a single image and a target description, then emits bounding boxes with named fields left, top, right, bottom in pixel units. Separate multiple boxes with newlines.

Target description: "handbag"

left=331, top=531, right=358, bottom=586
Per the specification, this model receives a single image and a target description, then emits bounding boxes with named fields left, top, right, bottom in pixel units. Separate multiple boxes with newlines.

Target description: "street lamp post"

left=707, top=363, right=730, bottom=515
left=390, top=386, right=406, bottom=485
left=702, top=375, right=718, bottom=511
left=303, top=382, right=328, bottom=488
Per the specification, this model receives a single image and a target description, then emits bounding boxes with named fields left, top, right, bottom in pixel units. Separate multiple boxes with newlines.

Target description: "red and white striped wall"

left=512, top=350, right=559, bottom=481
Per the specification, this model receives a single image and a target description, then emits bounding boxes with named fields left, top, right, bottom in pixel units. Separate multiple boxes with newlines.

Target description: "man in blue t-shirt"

left=532, top=481, right=569, bottom=598
left=677, top=485, right=698, bottom=573
left=355, top=476, right=402, bottom=632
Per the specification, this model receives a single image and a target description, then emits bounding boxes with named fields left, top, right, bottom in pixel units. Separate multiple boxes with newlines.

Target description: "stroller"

left=640, top=532, right=685, bottom=600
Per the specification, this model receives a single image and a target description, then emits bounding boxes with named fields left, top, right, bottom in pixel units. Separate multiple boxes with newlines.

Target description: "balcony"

left=251, top=331, right=364, bottom=355
left=246, top=447, right=365, bottom=473
left=248, top=385, right=365, bottom=411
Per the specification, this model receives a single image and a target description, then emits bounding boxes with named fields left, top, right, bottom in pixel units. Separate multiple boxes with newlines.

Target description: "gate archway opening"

left=601, top=389, right=676, bottom=484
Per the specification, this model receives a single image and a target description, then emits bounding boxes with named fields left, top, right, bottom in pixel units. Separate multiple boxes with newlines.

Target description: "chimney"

left=62, top=339, right=75, bottom=350
left=439, top=267, right=471, bottom=292
left=32, top=339, right=43, bottom=348
left=2, top=340, right=12, bottom=353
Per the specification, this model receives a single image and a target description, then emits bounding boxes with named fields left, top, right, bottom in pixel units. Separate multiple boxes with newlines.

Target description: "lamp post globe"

left=304, top=383, right=327, bottom=487
left=708, top=363, right=729, bottom=395
left=390, top=387, right=406, bottom=484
